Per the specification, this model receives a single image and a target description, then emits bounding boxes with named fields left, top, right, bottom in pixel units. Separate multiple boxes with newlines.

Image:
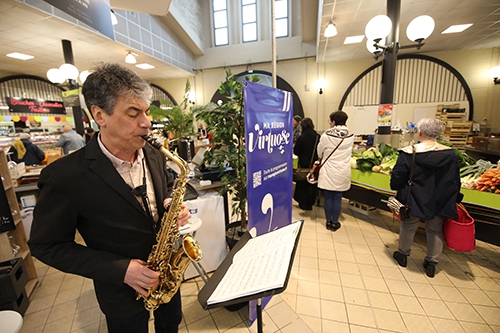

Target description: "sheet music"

left=207, top=221, right=302, bottom=305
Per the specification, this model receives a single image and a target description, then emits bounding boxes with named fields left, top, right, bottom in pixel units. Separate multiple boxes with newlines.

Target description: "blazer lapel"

left=85, top=137, right=149, bottom=216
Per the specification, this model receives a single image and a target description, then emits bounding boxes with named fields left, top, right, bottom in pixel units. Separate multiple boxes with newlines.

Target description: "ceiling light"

left=6, top=52, right=34, bottom=60
left=59, top=63, right=79, bottom=80
left=344, top=35, right=364, bottom=44
left=46, top=68, right=65, bottom=84
left=135, top=63, right=155, bottom=70
left=365, top=15, right=392, bottom=41
left=406, top=15, right=435, bottom=42
left=110, top=9, right=118, bottom=26
left=79, top=70, right=91, bottom=83
left=125, top=51, right=137, bottom=64
left=324, top=22, right=338, bottom=38
left=442, top=24, right=473, bottom=34
left=365, top=13, right=434, bottom=60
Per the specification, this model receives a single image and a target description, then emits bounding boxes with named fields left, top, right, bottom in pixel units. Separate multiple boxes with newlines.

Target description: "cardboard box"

left=0, top=258, right=29, bottom=304
left=46, top=154, right=63, bottom=165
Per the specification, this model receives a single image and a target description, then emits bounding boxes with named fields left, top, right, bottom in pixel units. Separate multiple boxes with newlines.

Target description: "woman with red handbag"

left=390, top=118, right=462, bottom=277
left=317, top=111, right=354, bottom=231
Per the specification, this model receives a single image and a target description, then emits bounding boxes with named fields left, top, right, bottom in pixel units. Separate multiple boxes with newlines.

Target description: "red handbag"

left=443, top=203, right=475, bottom=252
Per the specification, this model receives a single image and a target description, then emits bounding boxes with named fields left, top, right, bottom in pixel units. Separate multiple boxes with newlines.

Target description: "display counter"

left=345, top=169, right=500, bottom=246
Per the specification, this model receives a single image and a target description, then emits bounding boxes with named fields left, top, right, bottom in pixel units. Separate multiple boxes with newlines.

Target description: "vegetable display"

left=474, top=169, right=500, bottom=193
left=355, top=147, right=383, bottom=172
left=354, top=143, right=399, bottom=174
left=351, top=141, right=500, bottom=195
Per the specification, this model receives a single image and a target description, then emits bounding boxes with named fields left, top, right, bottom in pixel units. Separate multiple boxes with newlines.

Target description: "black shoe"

left=330, top=222, right=341, bottom=232
left=423, top=259, right=436, bottom=278
left=393, top=251, right=408, bottom=267
left=326, top=221, right=333, bottom=230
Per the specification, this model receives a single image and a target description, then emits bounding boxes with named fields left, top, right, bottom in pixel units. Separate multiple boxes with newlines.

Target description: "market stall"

left=345, top=169, right=500, bottom=246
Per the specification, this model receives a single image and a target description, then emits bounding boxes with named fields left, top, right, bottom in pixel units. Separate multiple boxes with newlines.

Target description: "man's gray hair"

left=82, top=63, right=152, bottom=115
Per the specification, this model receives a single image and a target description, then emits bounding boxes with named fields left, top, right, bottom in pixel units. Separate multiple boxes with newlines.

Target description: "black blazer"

left=28, top=133, right=172, bottom=318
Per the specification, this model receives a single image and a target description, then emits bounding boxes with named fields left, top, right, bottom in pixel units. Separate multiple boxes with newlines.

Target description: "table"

left=189, top=178, right=229, bottom=225
left=183, top=190, right=227, bottom=280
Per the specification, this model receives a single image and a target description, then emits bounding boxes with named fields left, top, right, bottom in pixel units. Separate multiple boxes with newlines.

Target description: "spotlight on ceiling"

left=324, top=22, right=338, bottom=38
left=125, top=51, right=137, bottom=64
left=110, top=9, right=118, bottom=26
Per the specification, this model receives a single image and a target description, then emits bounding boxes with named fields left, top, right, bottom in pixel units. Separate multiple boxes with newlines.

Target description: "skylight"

left=442, top=24, right=473, bottom=34
left=344, top=35, right=365, bottom=44
left=6, top=52, right=34, bottom=60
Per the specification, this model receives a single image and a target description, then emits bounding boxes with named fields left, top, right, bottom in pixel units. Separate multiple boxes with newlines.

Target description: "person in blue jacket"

left=391, top=117, right=462, bottom=278
left=8, top=133, right=45, bottom=166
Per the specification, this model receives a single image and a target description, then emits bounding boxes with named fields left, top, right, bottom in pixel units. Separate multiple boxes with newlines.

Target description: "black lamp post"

left=365, top=0, right=435, bottom=138
left=61, top=40, right=85, bottom=136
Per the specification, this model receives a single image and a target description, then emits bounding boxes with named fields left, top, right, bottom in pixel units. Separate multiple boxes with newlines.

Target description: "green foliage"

left=149, top=80, right=196, bottom=139
left=194, top=69, right=259, bottom=229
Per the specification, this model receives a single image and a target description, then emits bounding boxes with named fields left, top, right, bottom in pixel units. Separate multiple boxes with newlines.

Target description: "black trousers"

left=106, top=291, right=182, bottom=333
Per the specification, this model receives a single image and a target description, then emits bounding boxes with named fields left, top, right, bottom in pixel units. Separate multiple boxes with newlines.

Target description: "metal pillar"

left=61, top=40, right=84, bottom=136
left=377, top=0, right=400, bottom=135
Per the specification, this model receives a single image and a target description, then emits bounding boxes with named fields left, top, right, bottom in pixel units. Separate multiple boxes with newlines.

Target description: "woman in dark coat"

left=391, top=117, right=462, bottom=278
left=293, top=117, right=320, bottom=210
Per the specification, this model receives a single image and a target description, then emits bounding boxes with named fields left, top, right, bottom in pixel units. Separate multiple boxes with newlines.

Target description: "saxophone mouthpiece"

left=142, top=135, right=163, bottom=150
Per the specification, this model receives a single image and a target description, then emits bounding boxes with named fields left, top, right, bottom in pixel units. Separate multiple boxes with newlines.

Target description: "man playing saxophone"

left=29, top=63, right=191, bottom=333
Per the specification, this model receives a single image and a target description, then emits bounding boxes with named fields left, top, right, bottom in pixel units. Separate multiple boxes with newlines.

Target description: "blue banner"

left=244, top=81, right=294, bottom=325
left=244, top=81, right=293, bottom=235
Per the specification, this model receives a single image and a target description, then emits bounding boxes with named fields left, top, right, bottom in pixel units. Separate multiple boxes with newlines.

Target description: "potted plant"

left=149, top=80, right=196, bottom=141
left=195, top=69, right=258, bottom=243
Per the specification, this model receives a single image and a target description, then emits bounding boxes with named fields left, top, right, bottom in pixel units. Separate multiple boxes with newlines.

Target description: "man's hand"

left=163, top=198, right=192, bottom=227
left=124, top=259, right=160, bottom=296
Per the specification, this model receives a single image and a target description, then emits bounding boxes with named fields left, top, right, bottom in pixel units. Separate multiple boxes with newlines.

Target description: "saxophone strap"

left=129, top=158, right=153, bottom=221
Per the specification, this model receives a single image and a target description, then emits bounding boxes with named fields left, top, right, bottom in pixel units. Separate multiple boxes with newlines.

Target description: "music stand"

left=198, top=221, right=303, bottom=333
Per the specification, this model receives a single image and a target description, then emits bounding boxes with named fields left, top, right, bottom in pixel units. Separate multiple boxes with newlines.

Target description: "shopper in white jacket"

left=317, top=111, right=355, bottom=231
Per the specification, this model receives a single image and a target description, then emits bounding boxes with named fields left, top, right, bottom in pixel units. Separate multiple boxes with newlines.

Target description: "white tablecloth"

left=183, top=190, right=227, bottom=280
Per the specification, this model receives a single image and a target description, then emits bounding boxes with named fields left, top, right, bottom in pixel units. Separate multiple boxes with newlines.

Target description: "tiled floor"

left=19, top=198, right=500, bottom=333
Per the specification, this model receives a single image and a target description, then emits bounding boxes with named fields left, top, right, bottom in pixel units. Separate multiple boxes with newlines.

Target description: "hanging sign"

left=62, top=89, right=81, bottom=108
left=377, top=103, right=393, bottom=127
left=43, top=0, right=115, bottom=40
left=6, top=97, right=66, bottom=114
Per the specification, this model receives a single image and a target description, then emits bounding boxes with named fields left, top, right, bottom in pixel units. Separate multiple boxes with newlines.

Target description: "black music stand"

left=198, top=221, right=303, bottom=333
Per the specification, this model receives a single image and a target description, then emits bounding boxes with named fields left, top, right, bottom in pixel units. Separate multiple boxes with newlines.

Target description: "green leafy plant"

left=149, top=80, right=196, bottom=140
left=194, top=69, right=258, bottom=230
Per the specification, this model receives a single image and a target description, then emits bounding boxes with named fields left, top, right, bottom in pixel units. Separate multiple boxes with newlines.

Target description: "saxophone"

left=139, top=135, right=203, bottom=311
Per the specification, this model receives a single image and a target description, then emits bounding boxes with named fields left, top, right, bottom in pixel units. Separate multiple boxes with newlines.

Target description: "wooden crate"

left=440, top=120, right=472, bottom=151
left=348, top=201, right=377, bottom=215
left=443, top=121, right=472, bottom=134
left=487, top=138, right=500, bottom=154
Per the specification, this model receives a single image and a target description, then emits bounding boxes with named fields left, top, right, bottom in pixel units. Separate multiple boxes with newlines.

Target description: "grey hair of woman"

left=417, top=118, right=445, bottom=139
left=81, top=63, right=152, bottom=116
